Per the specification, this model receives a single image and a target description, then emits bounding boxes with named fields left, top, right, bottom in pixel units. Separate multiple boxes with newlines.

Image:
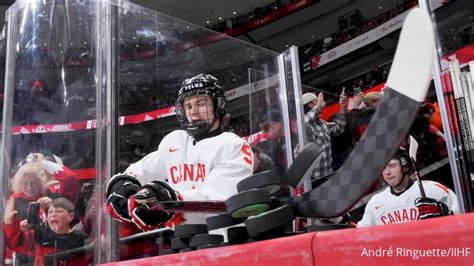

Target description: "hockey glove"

left=105, top=174, right=141, bottom=222
left=415, top=197, right=453, bottom=220
left=129, top=180, right=178, bottom=231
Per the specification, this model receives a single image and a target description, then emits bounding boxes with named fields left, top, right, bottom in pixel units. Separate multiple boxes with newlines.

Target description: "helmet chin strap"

left=207, top=116, right=219, bottom=132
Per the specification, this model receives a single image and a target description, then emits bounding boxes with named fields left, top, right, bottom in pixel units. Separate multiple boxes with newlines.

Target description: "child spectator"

left=3, top=197, right=87, bottom=265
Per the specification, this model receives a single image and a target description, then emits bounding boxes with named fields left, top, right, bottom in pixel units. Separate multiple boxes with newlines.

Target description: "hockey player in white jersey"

left=358, top=150, right=459, bottom=227
left=105, top=73, right=254, bottom=231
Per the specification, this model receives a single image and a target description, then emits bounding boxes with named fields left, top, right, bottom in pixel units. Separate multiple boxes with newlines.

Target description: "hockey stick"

left=150, top=8, right=434, bottom=217
left=441, top=71, right=469, bottom=178
left=290, top=8, right=434, bottom=218
left=151, top=200, right=227, bottom=213
left=450, top=60, right=474, bottom=153
left=409, top=135, right=427, bottom=198
left=451, top=60, right=474, bottom=147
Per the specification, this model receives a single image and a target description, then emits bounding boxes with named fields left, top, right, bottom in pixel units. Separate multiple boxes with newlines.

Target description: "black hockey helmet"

left=175, top=73, right=227, bottom=139
left=390, top=149, right=412, bottom=173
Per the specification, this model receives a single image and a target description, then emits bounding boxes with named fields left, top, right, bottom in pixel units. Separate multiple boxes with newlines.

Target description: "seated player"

left=358, top=150, right=459, bottom=227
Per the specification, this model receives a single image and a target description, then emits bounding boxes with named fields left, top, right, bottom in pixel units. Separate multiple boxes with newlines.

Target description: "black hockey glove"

left=129, top=180, right=178, bottom=231
left=105, top=174, right=141, bottom=222
left=415, top=197, right=453, bottom=220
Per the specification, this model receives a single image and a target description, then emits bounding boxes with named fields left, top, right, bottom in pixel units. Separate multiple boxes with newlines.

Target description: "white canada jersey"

left=125, top=130, right=254, bottom=201
left=358, top=180, right=459, bottom=227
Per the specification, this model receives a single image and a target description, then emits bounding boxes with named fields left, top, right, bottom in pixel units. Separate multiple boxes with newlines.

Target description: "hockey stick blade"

left=291, top=8, right=434, bottom=218
left=150, top=200, right=227, bottom=213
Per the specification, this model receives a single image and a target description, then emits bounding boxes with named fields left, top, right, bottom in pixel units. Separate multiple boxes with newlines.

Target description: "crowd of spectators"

left=208, top=0, right=287, bottom=32
left=5, top=0, right=470, bottom=128
left=299, top=0, right=418, bottom=62
left=317, top=64, right=390, bottom=98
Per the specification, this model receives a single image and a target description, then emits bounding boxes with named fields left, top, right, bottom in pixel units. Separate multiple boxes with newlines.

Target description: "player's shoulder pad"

left=221, top=132, right=248, bottom=142
left=422, top=180, right=451, bottom=194
left=363, top=197, right=379, bottom=212
left=368, top=187, right=391, bottom=204
left=162, top=130, right=188, bottom=142
left=223, top=132, right=251, bottom=149
left=157, top=130, right=188, bottom=152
